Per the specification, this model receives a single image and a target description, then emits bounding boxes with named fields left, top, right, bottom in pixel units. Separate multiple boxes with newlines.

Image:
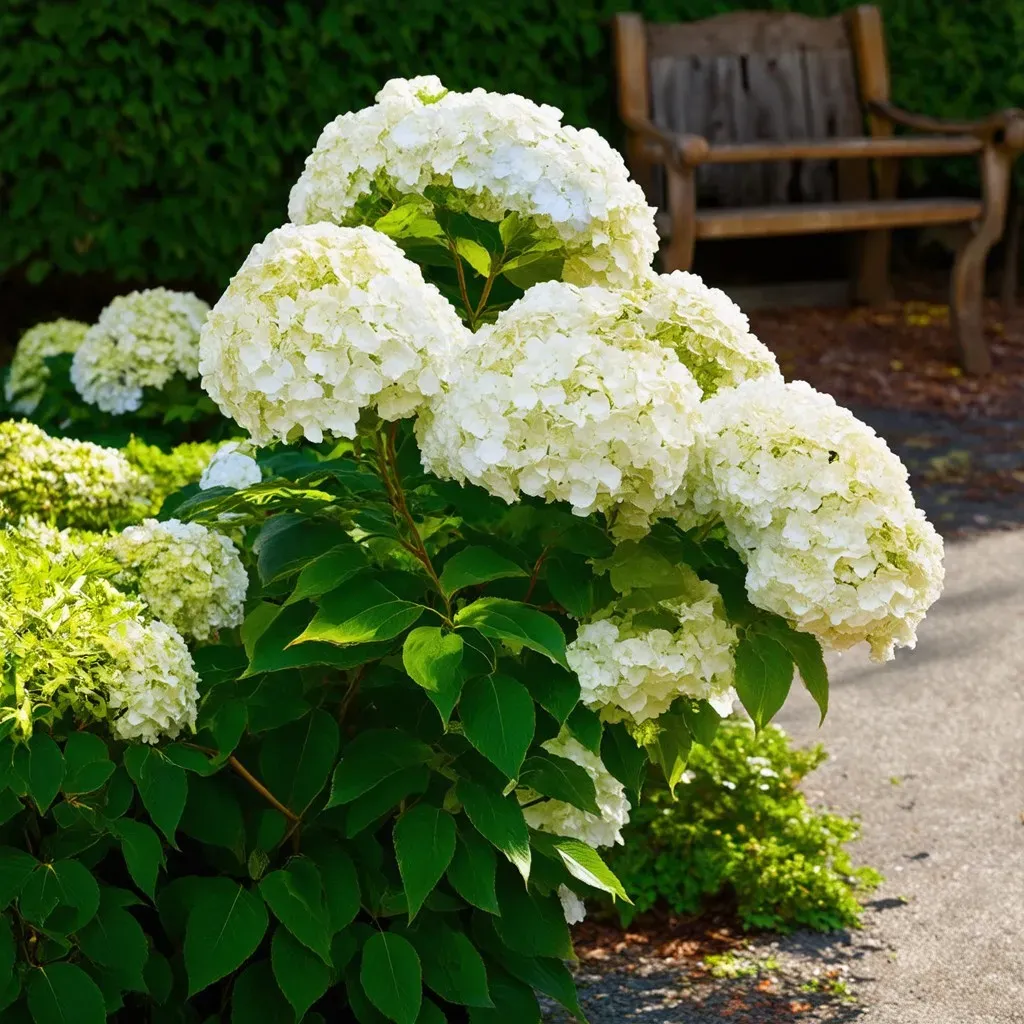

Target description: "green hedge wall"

left=2, top=0, right=1024, bottom=292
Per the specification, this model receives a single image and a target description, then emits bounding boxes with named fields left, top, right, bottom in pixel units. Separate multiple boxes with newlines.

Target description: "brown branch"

left=524, top=547, right=549, bottom=604
left=186, top=743, right=301, bottom=824
left=449, top=242, right=476, bottom=329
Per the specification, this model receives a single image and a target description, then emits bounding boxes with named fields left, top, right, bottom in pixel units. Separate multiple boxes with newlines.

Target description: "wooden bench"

left=612, top=4, right=1024, bottom=374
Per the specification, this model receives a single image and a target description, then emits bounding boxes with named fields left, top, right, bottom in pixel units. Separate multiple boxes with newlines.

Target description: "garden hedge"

left=2, top=0, right=1023, bottom=292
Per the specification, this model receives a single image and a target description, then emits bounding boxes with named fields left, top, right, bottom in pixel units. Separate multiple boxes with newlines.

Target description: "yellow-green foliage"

left=122, top=436, right=218, bottom=509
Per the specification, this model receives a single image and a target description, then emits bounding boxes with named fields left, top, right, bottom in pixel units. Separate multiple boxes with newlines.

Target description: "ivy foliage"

left=3, top=0, right=1022, bottom=290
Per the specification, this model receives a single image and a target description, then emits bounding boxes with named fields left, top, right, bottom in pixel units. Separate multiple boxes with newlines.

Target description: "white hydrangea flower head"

left=690, top=378, right=945, bottom=660
left=521, top=733, right=630, bottom=848
left=0, top=421, right=152, bottom=530
left=71, top=288, right=210, bottom=413
left=634, top=272, right=781, bottom=397
left=557, top=885, right=587, bottom=926
left=567, top=566, right=738, bottom=724
left=199, top=223, right=467, bottom=444
left=288, top=77, right=658, bottom=290
left=200, top=441, right=262, bottom=490
left=417, top=281, right=702, bottom=533
left=106, top=617, right=200, bottom=744
left=5, top=319, right=89, bottom=414
left=107, top=518, right=248, bottom=642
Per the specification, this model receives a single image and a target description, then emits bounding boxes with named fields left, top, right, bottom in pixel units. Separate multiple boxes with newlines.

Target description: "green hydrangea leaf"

left=734, top=633, right=795, bottom=731
left=123, top=746, right=188, bottom=846
left=272, top=926, right=331, bottom=1021
left=259, top=857, right=333, bottom=964
left=438, top=547, right=526, bottom=597
left=328, top=729, right=433, bottom=807
left=393, top=805, right=457, bottom=921
left=402, top=628, right=465, bottom=726
left=460, top=674, right=535, bottom=780
left=455, top=779, right=530, bottom=882
left=27, top=963, right=106, bottom=1024
left=360, top=932, right=422, bottom=1024
left=456, top=599, right=567, bottom=669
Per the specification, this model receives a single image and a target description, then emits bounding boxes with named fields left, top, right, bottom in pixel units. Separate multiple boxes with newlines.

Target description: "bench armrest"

left=622, top=116, right=710, bottom=167
left=869, top=101, right=1024, bottom=146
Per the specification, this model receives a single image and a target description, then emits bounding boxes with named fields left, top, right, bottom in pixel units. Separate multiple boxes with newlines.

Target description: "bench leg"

left=852, top=159, right=897, bottom=305
left=951, top=144, right=1012, bottom=375
left=662, top=163, right=697, bottom=273
left=999, top=176, right=1020, bottom=314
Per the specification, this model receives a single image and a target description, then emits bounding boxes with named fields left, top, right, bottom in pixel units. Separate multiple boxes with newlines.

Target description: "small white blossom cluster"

left=567, top=574, right=738, bottom=724
left=689, top=378, right=945, bottom=660
left=418, top=281, right=702, bottom=532
left=521, top=734, right=631, bottom=848
left=557, top=885, right=587, bottom=926
left=5, top=319, right=89, bottom=414
left=71, top=288, right=210, bottom=413
left=200, top=441, right=262, bottom=490
left=107, top=518, right=248, bottom=642
left=199, top=223, right=467, bottom=444
left=106, top=617, right=200, bottom=744
left=635, top=272, right=781, bottom=397
left=289, top=76, right=658, bottom=290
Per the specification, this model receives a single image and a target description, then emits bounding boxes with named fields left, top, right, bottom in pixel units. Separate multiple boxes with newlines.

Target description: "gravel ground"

left=544, top=528, right=1024, bottom=1023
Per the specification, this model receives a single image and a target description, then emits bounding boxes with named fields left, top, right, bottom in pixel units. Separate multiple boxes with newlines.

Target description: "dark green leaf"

left=467, top=969, right=540, bottom=1024
left=345, top=765, right=430, bottom=838
left=293, top=581, right=424, bottom=647
left=407, top=918, right=492, bottom=1008
left=524, top=664, right=580, bottom=727
left=0, top=915, right=13, bottom=992
left=643, top=710, right=692, bottom=794
left=27, top=963, right=106, bottom=1024
left=179, top=774, right=245, bottom=857
left=734, top=633, right=795, bottom=730
left=328, top=730, right=433, bottom=807
left=0, top=847, right=38, bottom=909
left=259, top=857, right=333, bottom=963
left=0, top=790, right=23, bottom=828
left=260, top=708, right=339, bottom=812
left=455, top=779, right=530, bottom=882
left=447, top=824, right=498, bottom=915
left=16, top=733, right=64, bottom=813
left=77, top=895, right=148, bottom=992
left=184, top=878, right=269, bottom=996
left=519, top=753, right=599, bottom=815
left=19, top=858, right=100, bottom=933
left=230, top=960, right=293, bottom=1024
left=360, top=932, right=422, bottom=1024
left=678, top=698, right=722, bottom=746
left=61, top=733, right=113, bottom=795
left=534, top=833, right=630, bottom=902
left=494, top=866, right=572, bottom=959
left=402, top=628, right=465, bottom=726
left=601, top=724, right=647, bottom=807
left=566, top=705, right=602, bottom=753
left=285, top=545, right=369, bottom=605
left=112, top=820, right=164, bottom=900
left=305, top=844, right=361, bottom=932
left=143, top=953, right=173, bottom=1006
left=394, top=805, right=457, bottom=921
left=123, top=746, right=188, bottom=845
left=455, top=599, right=567, bottom=668
left=162, top=744, right=217, bottom=775
left=272, top=926, right=330, bottom=1021
left=256, top=515, right=350, bottom=584
left=460, top=675, right=534, bottom=780
left=438, top=547, right=526, bottom=597
left=544, top=553, right=595, bottom=619
left=759, top=621, right=829, bottom=723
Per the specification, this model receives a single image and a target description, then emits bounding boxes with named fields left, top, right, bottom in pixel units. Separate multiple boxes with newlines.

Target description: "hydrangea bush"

left=0, top=79, right=941, bottom=1024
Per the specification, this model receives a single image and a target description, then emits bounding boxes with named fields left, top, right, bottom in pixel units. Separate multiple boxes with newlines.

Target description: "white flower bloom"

left=557, top=885, right=587, bottom=925
left=71, top=289, right=209, bottom=413
left=5, top=319, right=89, bottom=414
left=521, top=734, right=630, bottom=848
left=107, top=518, right=248, bottom=642
left=288, top=77, right=657, bottom=290
left=200, top=441, right=262, bottom=490
left=635, top=272, right=781, bottom=397
left=106, top=618, right=199, bottom=744
left=689, top=378, right=945, bottom=660
left=199, top=223, right=467, bottom=444
left=567, top=569, right=738, bottom=724
left=418, top=281, right=702, bottom=533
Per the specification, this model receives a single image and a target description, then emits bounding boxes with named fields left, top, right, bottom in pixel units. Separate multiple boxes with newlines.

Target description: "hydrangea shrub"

left=0, top=79, right=941, bottom=1023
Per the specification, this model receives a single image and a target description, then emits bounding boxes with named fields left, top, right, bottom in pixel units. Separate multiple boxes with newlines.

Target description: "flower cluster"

left=107, top=518, right=248, bottom=641
left=200, top=440, right=262, bottom=490
left=71, top=288, right=209, bottom=413
left=521, top=733, right=631, bottom=848
left=0, top=421, right=153, bottom=530
left=199, top=223, right=467, bottom=444
left=289, top=76, right=658, bottom=290
left=418, top=281, right=702, bottom=532
left=122, top=437, right=220, bottom=508
left=5, top=319, right=89, bottom=414
left=689, top=378, right=945, bottom=659
left=635, top=272, right=781, bottom=397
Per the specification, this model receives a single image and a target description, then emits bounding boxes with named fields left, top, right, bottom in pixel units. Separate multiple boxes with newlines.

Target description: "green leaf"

left=179, top=774, right=245, bottom=857
left=112, top=820, right=164, bottom=900
left=446, top=824, right=499, bottom=914
left=16, top=733, right=64, bottom=813
left=272, top=926, right=331, bottom=1021
left=759, top=621, right=829, bottom=723
left=642, top=710, right=692, bottom=794
left=0, top=847, right=38, bottom=909
left=455, top=237, right=492, bottom=277
left=242, top=601, right=283, bottom=658
left=518, top=753, right=599, bottom=815
left=460, top=674, right=535, bottom=780
left=394, top=805, right=457, bottom=921
left=19, top=859, right=100, bottom=933
left=184, top=878, right=269, bottom=996
left=61, top=733, right=113, bottom=795
left=536, top=833, right=630, bottom=902
left=360, top=932, right=422, bottom=1024
left=0, top=790, right=23, bottom=828
left=734, top=633, right=795, bottom=730
left=27, top=963, right=105, bottom=1024
left=345, top=766, right=430, bottom=838
left=407, top=919, right=492, bottom=1008
left=601, top=724, right=647, bottom=807
left=455, top=779, right=530, bottom=882
left=467, top=970, right=540, bottom=1024
left=293, top=581, right=424, bottom=647
left=524, top=664, right=580, bottom=727
left=566, top=705, right=602, bottom=754
left=0, top=915, right=13, bottom=992
left=678, top=698, right=722, bottom=747
left=494, top=866, right=573, bottom=959
left=310, top=847, right=361, bottom=932
left=77, top=895, right=148, bottom=993
left=328, top=729, right=433, bottom=807
left=285, top=545, right=369, bottom=605
left=438, top=547, right=526, bottom=597
left=230, top=960, right=293, bottom=1024
left=256, top=515, right=350, bottom=584
left=417, top=998, right=447, bottom=1024
left=260, top=708, right=339, bottom=812
left=544, top=552, right=595, bottom=619
left=456, top=599, right=567, bottom=668
left=123, top=746, right=187, bottom=845
left=402, top=628, right=465, bottom=726
left=143, top=953, right=172, bottom=1006
left=259, top=857, right=333, bottom=963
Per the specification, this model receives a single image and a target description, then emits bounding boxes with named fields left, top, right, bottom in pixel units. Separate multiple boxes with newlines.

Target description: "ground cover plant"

left=0, top=76, right=943, bottom=1023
